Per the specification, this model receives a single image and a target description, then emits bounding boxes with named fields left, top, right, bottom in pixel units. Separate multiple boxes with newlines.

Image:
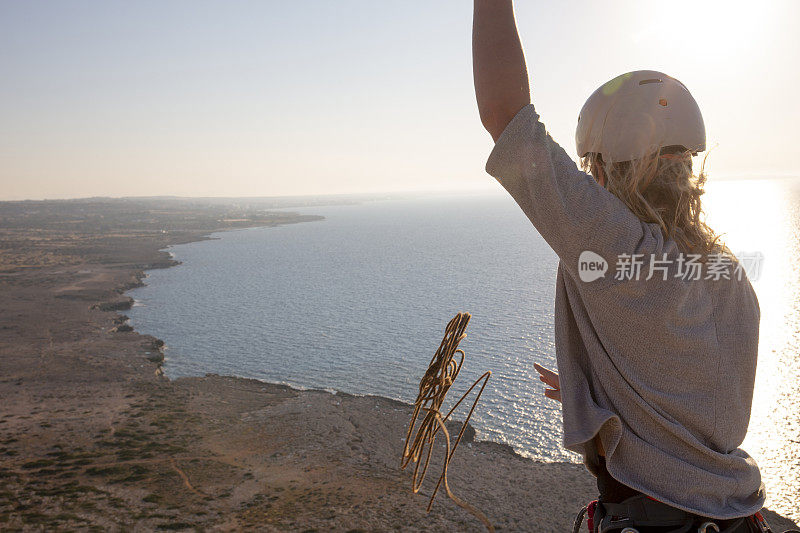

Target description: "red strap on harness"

left=751, top=511, right=772, bottom=532
left=586, top=500, right=598, bottom=532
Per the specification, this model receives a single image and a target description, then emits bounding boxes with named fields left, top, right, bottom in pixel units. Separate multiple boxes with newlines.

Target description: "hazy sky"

left=1, top=1, right=798, bottom=200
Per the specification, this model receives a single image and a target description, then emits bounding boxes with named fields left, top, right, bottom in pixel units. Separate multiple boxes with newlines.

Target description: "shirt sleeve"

left=486, top=104, right=660, bottom=286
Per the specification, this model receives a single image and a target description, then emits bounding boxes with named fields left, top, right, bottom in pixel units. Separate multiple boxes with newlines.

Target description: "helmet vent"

left=639, top=78, right=663, bottom=85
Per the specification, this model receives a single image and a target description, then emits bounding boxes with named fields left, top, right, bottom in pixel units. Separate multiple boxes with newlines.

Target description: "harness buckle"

left=697, top=522, right=720, bottom=533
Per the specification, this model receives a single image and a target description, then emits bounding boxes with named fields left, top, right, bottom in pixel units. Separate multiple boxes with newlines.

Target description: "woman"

left=472, top=2, right=779, bottom=532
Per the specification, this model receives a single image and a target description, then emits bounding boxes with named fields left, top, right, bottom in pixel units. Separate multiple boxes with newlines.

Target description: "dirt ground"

left=0, top=199, right=796, bottom=532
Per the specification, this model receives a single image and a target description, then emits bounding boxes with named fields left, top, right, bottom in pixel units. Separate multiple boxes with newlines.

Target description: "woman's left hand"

left=534, top=363, right=561, bottom=403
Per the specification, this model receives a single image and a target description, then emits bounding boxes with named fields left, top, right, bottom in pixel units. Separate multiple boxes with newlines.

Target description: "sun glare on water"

left=704, top=178, right=800, bottom=522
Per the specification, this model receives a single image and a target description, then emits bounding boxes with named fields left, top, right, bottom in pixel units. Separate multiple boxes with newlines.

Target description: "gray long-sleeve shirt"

left=485, top=104, right=765, bottom=519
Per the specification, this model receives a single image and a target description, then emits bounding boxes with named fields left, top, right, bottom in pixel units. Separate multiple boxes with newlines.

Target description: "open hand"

left=534, top=363, right=561, bottom=403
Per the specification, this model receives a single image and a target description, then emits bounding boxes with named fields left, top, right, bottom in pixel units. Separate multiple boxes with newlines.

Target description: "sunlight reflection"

left=704, top=178, right=800, bottom=521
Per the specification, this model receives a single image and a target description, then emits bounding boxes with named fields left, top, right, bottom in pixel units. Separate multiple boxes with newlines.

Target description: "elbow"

left=479, top=107, right=506, bottom=142
left=478, top=100, right=529, bottom=142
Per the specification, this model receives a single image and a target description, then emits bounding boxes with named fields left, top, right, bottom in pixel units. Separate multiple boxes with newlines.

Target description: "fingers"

left=539, top=375, right=558, bottom=387
left=544, top=388, right=561, bottom=403
left=534, top=362, right=560, bottom=389
left=534, top=362, right=561, bottom=403
left=533, top=362, right=556, bottom=380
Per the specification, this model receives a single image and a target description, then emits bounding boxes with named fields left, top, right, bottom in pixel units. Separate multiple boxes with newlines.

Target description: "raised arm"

left=473, top=0, right=531, bottom=141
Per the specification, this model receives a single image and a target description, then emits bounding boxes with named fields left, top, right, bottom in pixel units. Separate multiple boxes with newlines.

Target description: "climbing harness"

left=400, top=312, right=494, bottom=532
left=572, top=495, right=797, bottom=533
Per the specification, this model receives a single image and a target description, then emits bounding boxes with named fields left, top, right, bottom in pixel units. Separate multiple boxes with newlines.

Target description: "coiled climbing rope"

left=400, top=312, right=494, bottom=532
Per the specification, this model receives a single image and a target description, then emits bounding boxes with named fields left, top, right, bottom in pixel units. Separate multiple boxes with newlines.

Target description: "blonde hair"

left=581, top=148, right=731, bottom=259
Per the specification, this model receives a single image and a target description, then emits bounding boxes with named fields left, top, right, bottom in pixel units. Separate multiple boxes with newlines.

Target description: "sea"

left=127, top=178, right=800, bottom=520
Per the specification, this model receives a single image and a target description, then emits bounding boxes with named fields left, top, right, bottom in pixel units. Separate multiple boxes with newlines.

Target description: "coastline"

left=0, top=199, right=796, bottom=531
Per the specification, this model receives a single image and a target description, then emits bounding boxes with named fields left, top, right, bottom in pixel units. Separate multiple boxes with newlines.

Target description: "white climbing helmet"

left=575, top=70, right=706, bottom=163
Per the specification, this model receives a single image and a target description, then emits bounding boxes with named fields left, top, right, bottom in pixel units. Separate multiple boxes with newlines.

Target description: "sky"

left=1, top=0, right=798, bottom=200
